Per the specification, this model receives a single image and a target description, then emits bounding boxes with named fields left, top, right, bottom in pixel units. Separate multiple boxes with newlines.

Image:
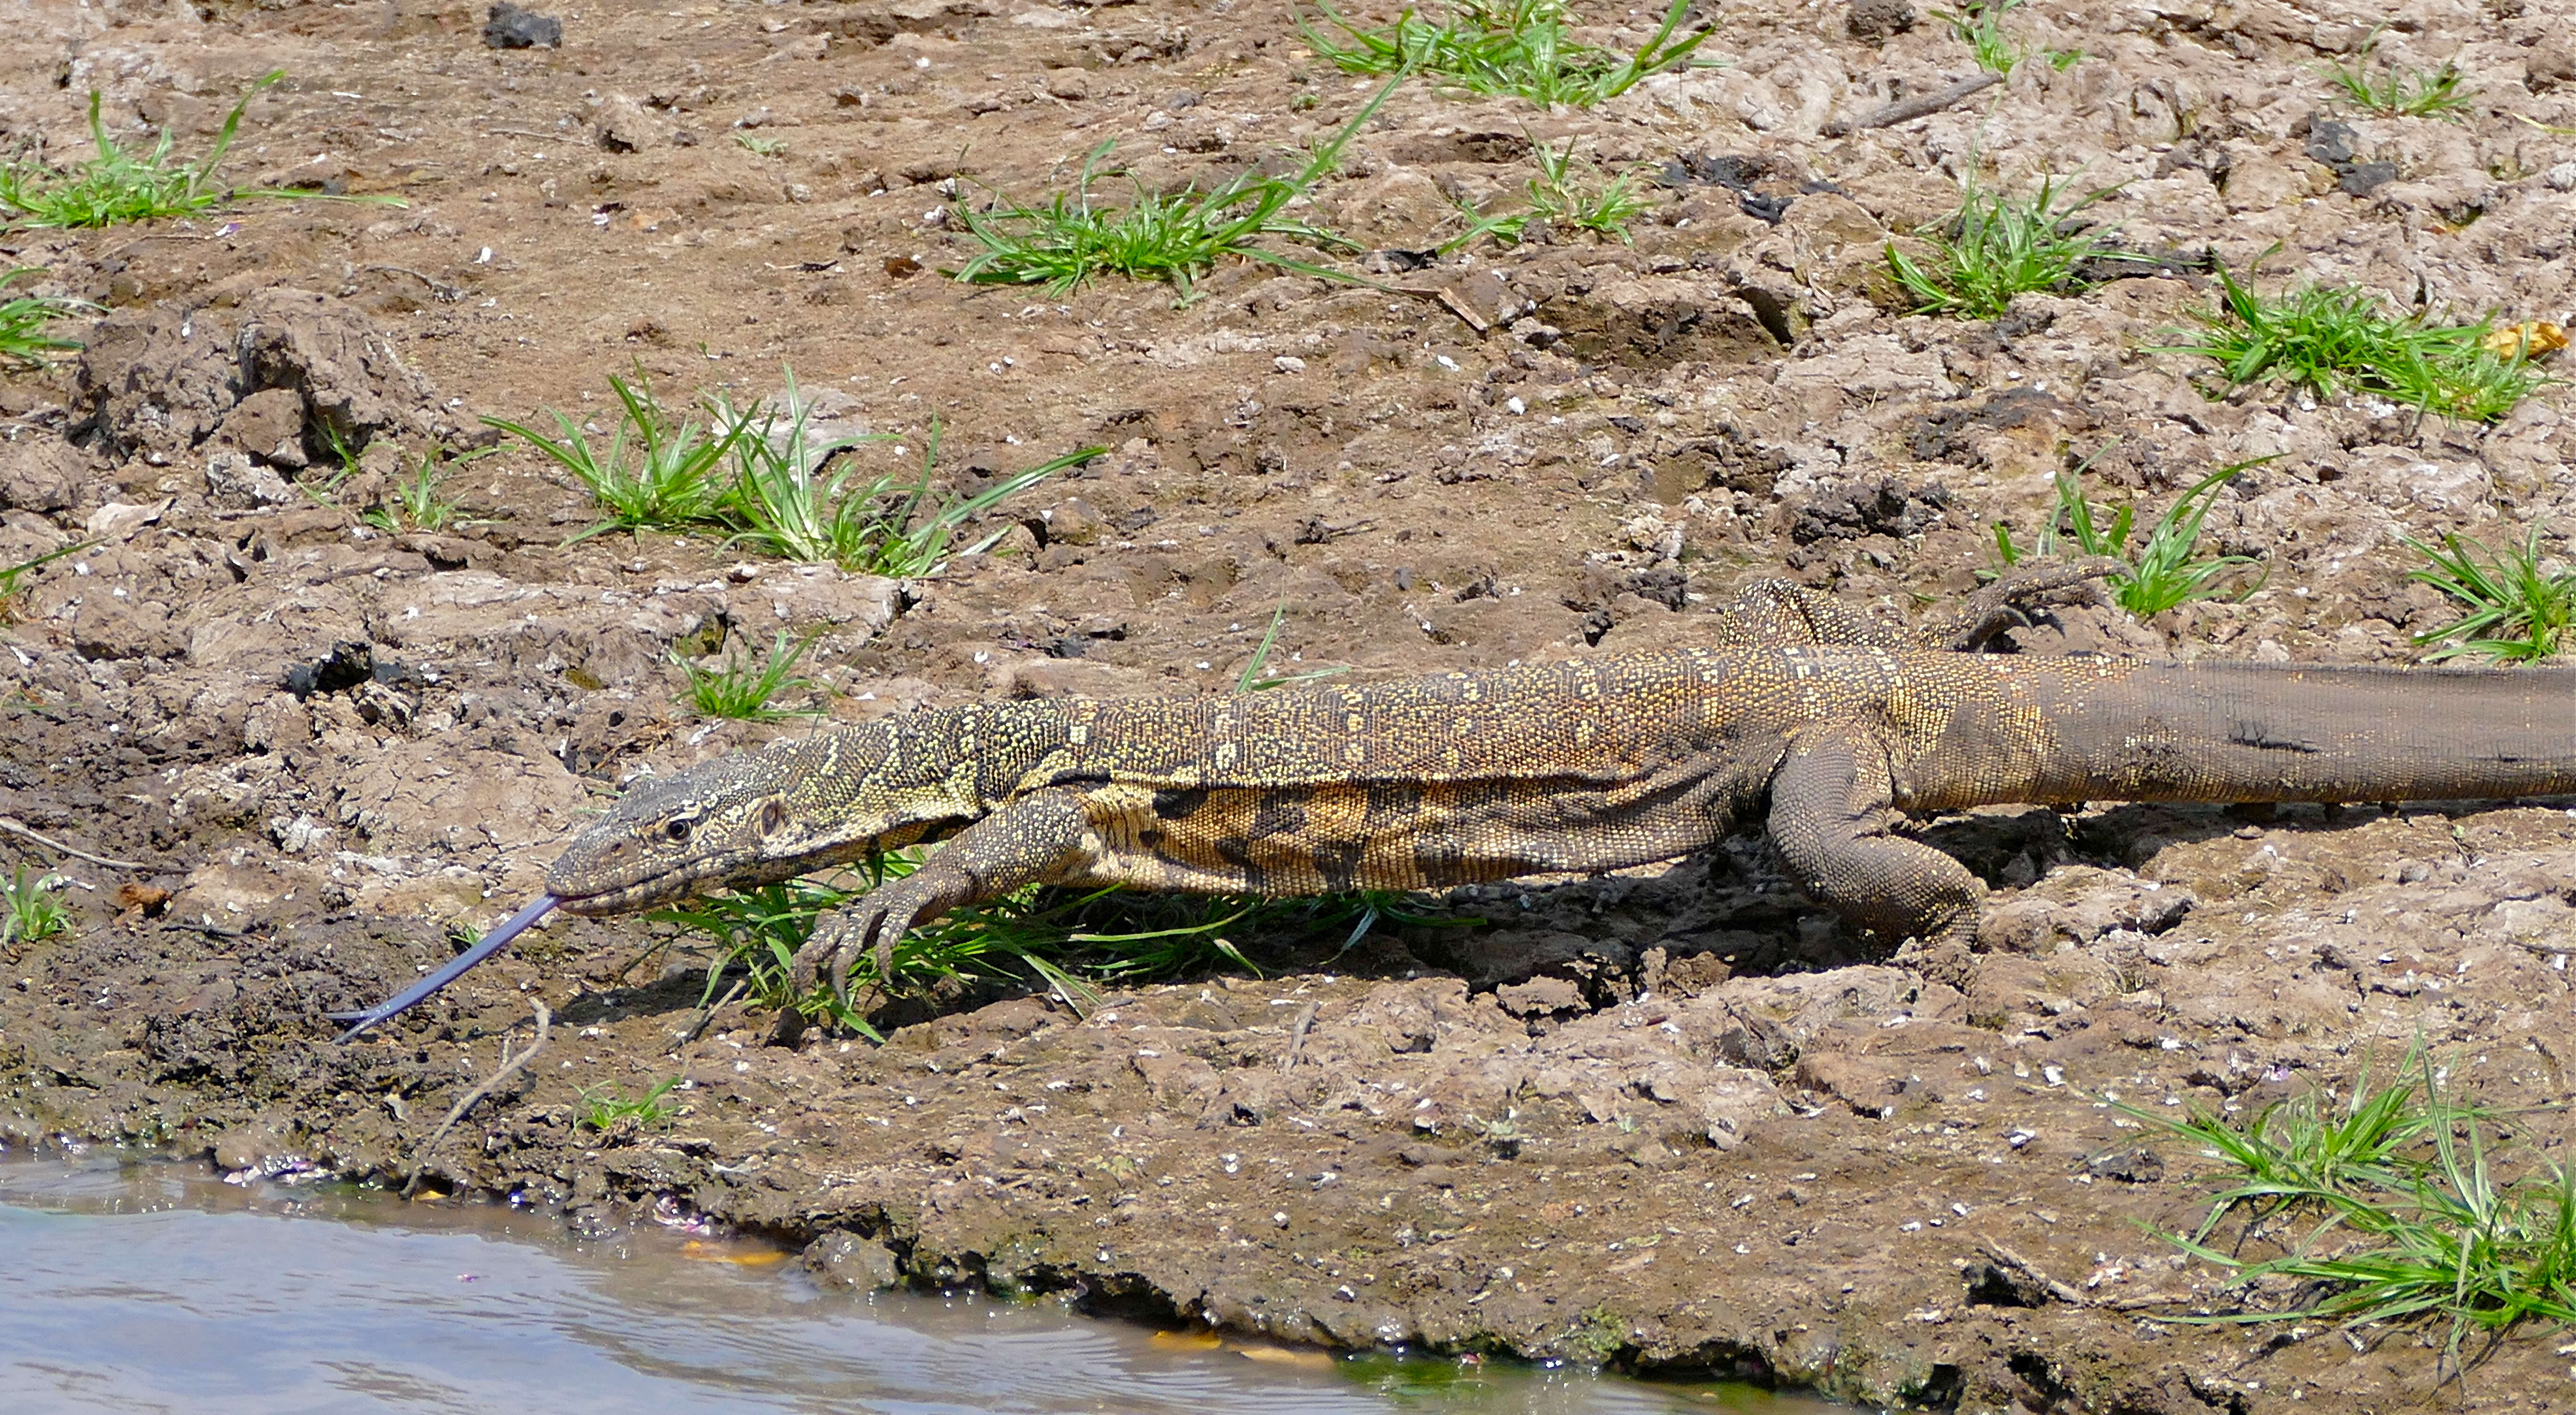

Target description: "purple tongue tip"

left=333, top=894, right=562, bottom=1043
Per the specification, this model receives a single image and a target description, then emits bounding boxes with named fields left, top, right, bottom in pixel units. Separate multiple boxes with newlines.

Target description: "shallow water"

left=0, top=1155, right=1840, bottom=1415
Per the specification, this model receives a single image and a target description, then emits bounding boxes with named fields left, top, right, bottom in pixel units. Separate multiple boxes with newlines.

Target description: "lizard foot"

left=788, top=898, right=918, bottom=1019
left=1936, top=555, right=2125, bottom=652
left=788, top=867, right=975, bottom=1020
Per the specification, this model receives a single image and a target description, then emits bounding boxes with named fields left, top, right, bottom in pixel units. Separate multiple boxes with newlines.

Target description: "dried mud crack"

left=5, top=0, right=2576, bottom=1412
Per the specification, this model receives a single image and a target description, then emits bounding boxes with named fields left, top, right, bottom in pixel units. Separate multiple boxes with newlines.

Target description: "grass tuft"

left=575, top=1076, right=681, bottom=1132
left=484, top=370, right=747, bottom=543
left=656, top=862, right=1460, bottom=1040
left=1884, top=172, right=2132, bottom=321
left=0, top=268, right=93, bottom=370
left=1933, top=0, right=2023, bottom=75
left=2401, top=525, right=2572, bottom=663
left=2320, top=33, right=2474, bottom=120
left=950, top=76, right=1398, bottom=304
left=488, top=368, right=1094, bottom=565
left=2160, top=261, right=2547, bottom=423
left=1442, top=137, right=1651, bottom=251
left=673, top=631, right=824, bottom=722
left=724, top=390, right=1101, bottom=576
left=2117, top=1048, right=2576, bottom=1363
left=0, top=74, right=393, bottom=228
left=360, top=447, right=483, bottom=534
left=1296, top=0, right=1714, bottom=108
left=1996, top=453, right=2269, bottom=616
left=0, top=862, right=69, bottom=948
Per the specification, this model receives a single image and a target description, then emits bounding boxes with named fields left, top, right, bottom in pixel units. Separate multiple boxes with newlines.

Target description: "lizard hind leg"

left=1707, top=579, right=1912, bottom=650
left=1765, top=724, right=1985, bottom=952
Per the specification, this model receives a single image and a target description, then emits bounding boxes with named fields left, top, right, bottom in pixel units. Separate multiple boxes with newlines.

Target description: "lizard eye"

left=662, top=818, right=692, bottom=844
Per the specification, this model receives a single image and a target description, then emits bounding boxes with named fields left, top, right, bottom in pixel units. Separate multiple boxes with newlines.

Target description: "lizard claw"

left=787, top=900, right=922, bottom=1023
left=1941, top=555, right=2125, bottom=652
left=826, top=903, right=920, bottom=1015
left=786, top=871, right=968, bottom=1029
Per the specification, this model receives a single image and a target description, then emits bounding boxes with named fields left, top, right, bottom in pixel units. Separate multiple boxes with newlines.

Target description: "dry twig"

left=402, top=999, right=552, bottom=1197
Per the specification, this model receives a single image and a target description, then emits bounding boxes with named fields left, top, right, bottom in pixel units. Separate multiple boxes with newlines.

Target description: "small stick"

left=1982, top=1242, right=2089, bottom=1307
left=0, top=816, right=146, bottom=871
left=1279, top=1001, right=1320, bottom=1071
left=681, top=977, right=749, bottom=1046
left=1434, top=286, right=1491, bottom=336
left=1822, top=72, right=2005, bottom=137
left=402, top=1000, right=551, bottom=1198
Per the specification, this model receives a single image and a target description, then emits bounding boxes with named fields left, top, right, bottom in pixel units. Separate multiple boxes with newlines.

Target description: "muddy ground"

left=3, top=0, right=2575, bottom=1409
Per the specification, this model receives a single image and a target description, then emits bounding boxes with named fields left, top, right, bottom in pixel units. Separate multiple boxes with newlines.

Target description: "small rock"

left=483, top=1, right=562, bottom=48
left=1845, top=0, right=1915, bottom=42
left=205, top=451, right=295, bottom=507
left=2527, top=37, right=2576, bottom=94
left=1495, top=975, right=1586, bottom=1017
left=2339, top=160, right=2397, bottom=197
left=2082, top=1144, right=2165, bottom=1183
left=2303, top=116, right=2359, bottom=168
left=84, top=498, right=170, bottom=540
left=1043, top=68, right=1090, bottom=101
left=210, top=1119, right=298, bottom=1174
left=0, top=436, right=88, bottom=513
left=218, top=386, right=307, bottom=466
left=801, top=1231, right=902, bottom=1292
left=1038, top=495, right=1105, bottom=546
left=594, top=94, right=670, bottom=153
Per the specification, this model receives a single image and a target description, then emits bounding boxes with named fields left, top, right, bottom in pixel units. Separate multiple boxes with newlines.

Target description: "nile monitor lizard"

left=334, top=567, right=2576, bottom=1040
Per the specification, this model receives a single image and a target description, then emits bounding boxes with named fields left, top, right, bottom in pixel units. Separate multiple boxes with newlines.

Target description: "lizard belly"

left=1060, top=768, right=1745, bottom=896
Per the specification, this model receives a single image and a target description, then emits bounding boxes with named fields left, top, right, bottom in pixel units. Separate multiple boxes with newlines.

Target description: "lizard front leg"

left=1766, top=724, right=1984, bottom=949
left=788, top=786, right=1098, bottom=1013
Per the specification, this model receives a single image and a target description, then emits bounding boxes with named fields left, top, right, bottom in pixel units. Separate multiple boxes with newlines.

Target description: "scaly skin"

left=533, top=574, right=2575, bottom=1017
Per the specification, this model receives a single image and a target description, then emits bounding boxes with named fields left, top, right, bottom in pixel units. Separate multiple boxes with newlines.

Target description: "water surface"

left=0, top=1155, right=1838, bottom=1415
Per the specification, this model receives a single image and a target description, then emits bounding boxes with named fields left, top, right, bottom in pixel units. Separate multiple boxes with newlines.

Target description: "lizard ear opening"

left=758, top=796, right=789, bottom=836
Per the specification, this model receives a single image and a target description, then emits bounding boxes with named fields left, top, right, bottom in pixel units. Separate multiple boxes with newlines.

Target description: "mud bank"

left=4, top=0, right=2575, bottom=1410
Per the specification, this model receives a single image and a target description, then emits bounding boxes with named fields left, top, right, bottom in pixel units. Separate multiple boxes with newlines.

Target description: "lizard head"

left=336, top=722, right=975, bottom=1042
left=543, top=724, right=960, bottom=916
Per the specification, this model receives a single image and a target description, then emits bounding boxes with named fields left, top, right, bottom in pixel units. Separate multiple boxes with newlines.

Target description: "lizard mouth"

left=546, top=847, right=796, bottom=917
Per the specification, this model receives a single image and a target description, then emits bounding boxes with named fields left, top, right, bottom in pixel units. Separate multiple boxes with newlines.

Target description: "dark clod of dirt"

left=2302, top=115, right=2398, bottom=196
left=283, top=641, right=423, bottom=699
left=1845, top=0, right=1916, bottom=43
left=1909, top=386, right=2077, bottom=463
left=1785, top=474, right=1954, bottom=545
left=2304, top=117, right=2360, bottom=169
left=1362, top=249, right=1438, bottom=274
left=1658, top=153, right=1798, bottom=225
left=1964, top=1259, right=2059, bottom=1309
left=484, top=2, right=563, bottom=48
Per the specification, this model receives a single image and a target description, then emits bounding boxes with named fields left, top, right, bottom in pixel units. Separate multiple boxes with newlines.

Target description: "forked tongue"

left=331, top=894, right=561, bottom=1043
